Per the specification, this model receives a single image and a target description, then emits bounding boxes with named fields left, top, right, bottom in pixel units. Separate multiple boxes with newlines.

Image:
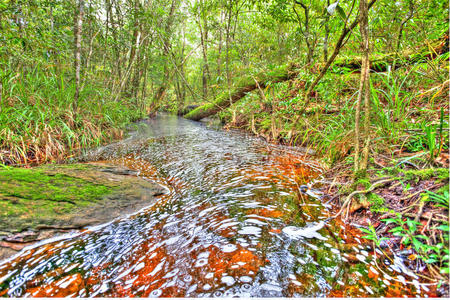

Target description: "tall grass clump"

left=0, top=64, right=146, bottom=165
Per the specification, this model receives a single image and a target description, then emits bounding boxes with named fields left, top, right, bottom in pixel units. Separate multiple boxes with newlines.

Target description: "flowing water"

left=0, top=115, right=437, bottom=297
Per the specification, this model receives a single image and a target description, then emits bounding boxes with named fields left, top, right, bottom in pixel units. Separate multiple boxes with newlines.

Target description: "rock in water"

left=282, top=221, right=327, bottom=240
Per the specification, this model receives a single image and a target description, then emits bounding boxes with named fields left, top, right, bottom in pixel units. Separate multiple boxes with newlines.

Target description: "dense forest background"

left=0, top=0, right=448, bottom=166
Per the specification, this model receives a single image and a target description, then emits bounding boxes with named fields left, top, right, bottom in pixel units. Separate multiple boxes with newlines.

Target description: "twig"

left=400, top=190, right=423, bottom=201
left=421, top=212, right=433, bottom=235
left=414, top=200, right=425, bottom=222
left=327, top=177, right=338, bottom=194
left=388, top=181, right=402, bottom=190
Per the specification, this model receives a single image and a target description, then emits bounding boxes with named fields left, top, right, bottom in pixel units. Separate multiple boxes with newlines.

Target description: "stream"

left=0, top=114, right=436, bottom=297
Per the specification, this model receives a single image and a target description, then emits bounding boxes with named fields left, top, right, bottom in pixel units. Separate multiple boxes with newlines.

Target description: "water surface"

left=0, top=115, right=435, bottom=297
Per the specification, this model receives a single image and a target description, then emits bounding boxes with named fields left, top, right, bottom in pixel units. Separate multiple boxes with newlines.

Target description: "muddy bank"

left=0, top=163, right=165, bottom=261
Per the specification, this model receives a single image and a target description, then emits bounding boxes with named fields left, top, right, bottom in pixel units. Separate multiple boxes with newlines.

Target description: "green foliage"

left=382, top=209, right=449, bottom=275
left=403, top=168, right=449, bottom=182
left=359, top=222, right=389, bottom=247
left=370, top=68, right=416, bottom=143
left=367, top=192, right=385, bottom=212
left=423, top=190, right=449, bottom=209
left=0, top=63, right=145, bottom=164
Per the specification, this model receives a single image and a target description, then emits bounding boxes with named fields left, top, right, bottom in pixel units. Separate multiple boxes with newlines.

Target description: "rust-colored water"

left=0, top=115, right=437, bottom=297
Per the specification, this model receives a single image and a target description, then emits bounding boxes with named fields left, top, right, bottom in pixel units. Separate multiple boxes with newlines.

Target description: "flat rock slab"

left=0, top=163, right=165, bottom=261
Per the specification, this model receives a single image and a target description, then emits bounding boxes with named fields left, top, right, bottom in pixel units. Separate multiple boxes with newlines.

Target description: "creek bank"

left=314, top=160, right=449, bottom=297
left=0, top=163, right=165, bottom=261
left=213, top=111, right=449, bottom=294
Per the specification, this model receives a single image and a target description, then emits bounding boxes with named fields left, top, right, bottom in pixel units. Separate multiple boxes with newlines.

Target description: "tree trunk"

left=217, top=11, right=224, bottom=82
left=184, top=65, right=296, bottom=121
left=73, top=0, right=84, bottom=113
left=393, top=0, right=415, bottom=69
left=354, top=0, right=371, bottom=176
left=359, top=0, right=371, bottom=173
left=154, top=0, right=178, bottom=103
left=197, top=0, right=211, bottom=102
left=323, top=0, right=330, bottom=63
left=304, top=0, right=377, bottom=107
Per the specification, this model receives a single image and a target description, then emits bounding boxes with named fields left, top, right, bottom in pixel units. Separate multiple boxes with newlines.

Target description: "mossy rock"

left=0, top=163, right=165, bottom=235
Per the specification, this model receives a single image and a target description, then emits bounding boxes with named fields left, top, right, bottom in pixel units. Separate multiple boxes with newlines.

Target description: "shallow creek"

left=0, top=115, right=436, bottom=297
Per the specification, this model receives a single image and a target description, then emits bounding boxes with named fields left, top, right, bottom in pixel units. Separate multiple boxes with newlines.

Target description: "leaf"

left=412, top=239, right=423, bottom=250
left=403, top=236, right=410, bottom=244
left=359, top=228, right=372, bottom=234
left=437, top=224, right=450, bottom=231
left=336, top=5, right=346, bottom=21
left=362, top=234, right=374, bottom=240
left=327, top=1, right=339, bottom=15
left=389, top=226, right=403, bottom=233
left=416, top=235, right=429, bottom=240
left=381, top=218, right=398, bottom=225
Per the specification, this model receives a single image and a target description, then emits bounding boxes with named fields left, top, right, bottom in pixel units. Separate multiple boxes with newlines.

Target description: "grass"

left=0, top=63, right=147, bottom=165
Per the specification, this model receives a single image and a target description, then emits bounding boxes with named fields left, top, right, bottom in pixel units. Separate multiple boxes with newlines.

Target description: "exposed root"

left=333, top=178, right=396, bottom=220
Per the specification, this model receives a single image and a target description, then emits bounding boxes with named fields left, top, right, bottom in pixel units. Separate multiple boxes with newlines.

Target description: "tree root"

left=333, top=178, right=395, bottom=220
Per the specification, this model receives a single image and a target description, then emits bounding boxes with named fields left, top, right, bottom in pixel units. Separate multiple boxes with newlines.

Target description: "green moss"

left=404, top=168, right=449, bottom=182
left=436, top=184, right=449, bottom=195
left=367, top=192, right=385, bottom=212
left=0, top=166, right=113, bottom=232
left=355, top=177, right=371, bottom=189
left=0, top=168, right=110, bottom=203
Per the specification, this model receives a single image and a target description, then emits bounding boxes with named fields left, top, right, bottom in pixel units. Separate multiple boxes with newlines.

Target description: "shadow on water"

left=0, top=114, right=438, bottom=297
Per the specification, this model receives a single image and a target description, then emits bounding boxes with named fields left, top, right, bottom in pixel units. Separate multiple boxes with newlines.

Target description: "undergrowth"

left=0, top=64, right=146, bottom=165
left=219, top=53, right=449, bottom=167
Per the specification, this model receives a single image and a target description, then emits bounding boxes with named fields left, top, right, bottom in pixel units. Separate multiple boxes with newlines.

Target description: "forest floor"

left=315, top=155, right=449, bottom=296
left=0, top=163, right=165, bottom=262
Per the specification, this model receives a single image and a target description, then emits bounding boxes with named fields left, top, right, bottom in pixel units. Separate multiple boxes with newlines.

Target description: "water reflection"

left=0, top=114, right=435, bottom=297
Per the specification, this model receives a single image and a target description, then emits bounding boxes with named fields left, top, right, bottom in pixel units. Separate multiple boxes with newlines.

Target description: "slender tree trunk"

left=304, top=0, right=377, bottom=107
left=73, top=0, right=84, bottom=113
left=293, top=1, right=313, bottom=65
left=180, top=22, right=187, bottom=106
left=113, top=0, right=123, bottom=80
left=217, top=11, right=224, bottom=82
left=102, top=0, right=110, bottom=68
left=154, top=0, right=178, bottom=103
left=354, top=0, right=371, bottom=176
left=323, top=0, right=330, bottom=63
left=197, top=0, right=211, bottom=101
left=225, top=5, right=232, bottom=90
left=224, top=1, right=236, bottom=105
left=393, top=0, right=414, bottom=69
left=0, top=82, right=2, bottom=114
left=359, top=0, right=371, bottom=173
